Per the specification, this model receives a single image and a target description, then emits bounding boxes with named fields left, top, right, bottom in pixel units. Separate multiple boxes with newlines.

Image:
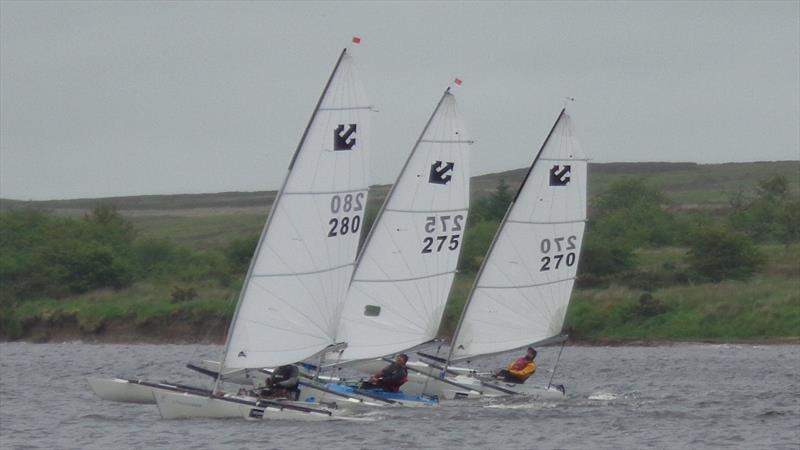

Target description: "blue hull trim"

left=324, top=383, right=438, bottom=405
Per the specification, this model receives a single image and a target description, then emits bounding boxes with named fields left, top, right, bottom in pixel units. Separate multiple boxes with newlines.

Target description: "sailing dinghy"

left=390, top=107, right=587, bottom=400
left=442, top=107, right=588, bottom=398
left=297, top=85, right=474, bottom=405
left=154, top=45, right=373, bottom=419
left=91, top=44, right=373, bottom=419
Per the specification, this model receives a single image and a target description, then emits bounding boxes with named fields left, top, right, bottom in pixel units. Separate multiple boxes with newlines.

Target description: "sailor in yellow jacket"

left=496, top=347, right=537, bottom=383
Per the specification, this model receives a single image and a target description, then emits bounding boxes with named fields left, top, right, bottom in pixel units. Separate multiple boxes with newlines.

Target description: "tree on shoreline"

left=685, top=225, right=764, bottom=282
left=729, top=174, right=800, bottom=244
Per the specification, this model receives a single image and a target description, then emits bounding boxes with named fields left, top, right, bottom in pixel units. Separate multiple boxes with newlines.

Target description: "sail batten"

left=251, top=263, right=355, bottom=278
left=537, top=157, right=591, bottom=162
left=334, top=89, right=471, bottom=361
left=318, top=106, right=372, bottom=111
left=222, top=49, right=371, bottom=370
left=353, top=270, right=457, bottom=284
left=477, top=277, right=576, bottom=290
left=506, top=219, right=587, bottom=225
left=420, top=139, right=474, bottom=144
left=282, top=188, right=369, bottom=196
left=448, top=110, right=587, bottom=363
left=385, top=207, right=468, bottom=214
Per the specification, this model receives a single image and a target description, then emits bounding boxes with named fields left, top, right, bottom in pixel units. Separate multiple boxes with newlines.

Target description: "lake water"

left=0, top=343, right=798, bottom=449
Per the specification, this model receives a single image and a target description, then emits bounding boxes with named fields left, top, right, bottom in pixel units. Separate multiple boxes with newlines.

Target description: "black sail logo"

left=429, top=161, right=455, bottom=185
left=549, top=165, right=571, bottom=186
left=334, top=124, right=357, bottom=151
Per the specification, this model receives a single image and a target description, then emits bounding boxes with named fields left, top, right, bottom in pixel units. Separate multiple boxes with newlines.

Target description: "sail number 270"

left=422, top=215, right=463, bottom=254
left=540, top=235, right=577, bottom=271
left=328, top=193, right=364, bottom=237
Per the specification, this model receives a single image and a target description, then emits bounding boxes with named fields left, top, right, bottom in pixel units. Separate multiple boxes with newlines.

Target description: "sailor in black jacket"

left=361, top=354, right=409, bottom=392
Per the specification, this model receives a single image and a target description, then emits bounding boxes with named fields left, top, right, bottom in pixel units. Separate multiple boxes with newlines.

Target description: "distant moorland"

left=1, top=161, right=798, bottom=344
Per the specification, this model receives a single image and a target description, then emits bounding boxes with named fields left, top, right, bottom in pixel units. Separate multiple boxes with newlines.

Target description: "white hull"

left=367, top=361, right=566, bottom=400
left=88, top=375, right=385, bottom=413
left=154, top=390, right=253, bottom=419
left=88, top=378, right=159, bottom=404
left=88, top=377, right=213, bottom=404
left=402, top=373, right=481, bottom=400
left=154, top=390, right=340, bottom=421
left=450, top=374, right=566, bottom=399
left=241, top=406, right=373, bottom=423
left=326, top=358, right=565, bottom=400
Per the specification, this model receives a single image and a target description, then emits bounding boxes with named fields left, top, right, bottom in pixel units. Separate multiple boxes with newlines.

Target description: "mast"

left=445, top=108, right=567, bottom=366
left=212, top=48, right=350, bottom=393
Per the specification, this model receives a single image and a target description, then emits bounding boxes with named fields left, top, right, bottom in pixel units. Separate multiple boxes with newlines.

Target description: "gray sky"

left=1, top=1, right=798, bottom=200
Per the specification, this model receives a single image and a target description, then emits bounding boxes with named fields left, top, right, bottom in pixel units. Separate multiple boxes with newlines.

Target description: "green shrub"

left=0, top=207, right=136, bottom=300
left=590, top=178, right=678, bottom=247
left=626, top=293, right=671, bottom=318
left=729, top=174, right=800, bottom=243
left=470, top=178, right=514, bottom=224
left=223, top=236, right=258, bottom=273
left=133, top=238, right=178, bottom=276
left=458, top=221, right=499, bottom=273
left=685, top=225, right=764, bottom=282
left=579, top=235, right=635, bottom=277
left=171, top=285, right=198, bottom=302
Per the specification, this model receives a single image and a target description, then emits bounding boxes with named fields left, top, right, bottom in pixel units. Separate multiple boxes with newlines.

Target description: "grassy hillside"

left=5, top=161, right=796, bottom=250
left=5, top=162, right=797, bottom=214
left=437, top=244, right=800, bottom=341
left=1, top=161, right=798, bottom=343
left=566, top=244, right=799, bottom=341
left=5, top=243, right=796, bottom=343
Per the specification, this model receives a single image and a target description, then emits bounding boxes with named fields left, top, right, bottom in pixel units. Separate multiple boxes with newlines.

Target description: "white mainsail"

left=223, top=48, right=371, bottom=370
left=335, top=88, right=471, bottom=361
left=448, top=109, right=587, bottom=362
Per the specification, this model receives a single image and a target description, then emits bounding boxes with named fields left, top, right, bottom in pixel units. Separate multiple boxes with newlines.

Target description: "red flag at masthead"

left=454, top=78, right=463, bottom=86
left=352, top=36, right=361, bottom=44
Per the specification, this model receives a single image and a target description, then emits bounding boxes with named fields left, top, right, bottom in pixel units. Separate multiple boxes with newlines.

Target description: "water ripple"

left=1, top=343, right=798, bottom=450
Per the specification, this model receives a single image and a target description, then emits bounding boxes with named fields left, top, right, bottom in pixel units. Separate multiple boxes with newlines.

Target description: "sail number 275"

left=422, top=215, right=463, bottom=253
left=328, top=193, right=364, bottom=237
left=540, top=235, right=577, bottom=271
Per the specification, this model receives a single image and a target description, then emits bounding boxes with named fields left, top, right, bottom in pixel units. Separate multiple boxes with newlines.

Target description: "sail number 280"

left=328, top=193, right=364, bottom=237
left=422, top=215, right=463, bottom=254
left=540, top=235, right=577, bottom=271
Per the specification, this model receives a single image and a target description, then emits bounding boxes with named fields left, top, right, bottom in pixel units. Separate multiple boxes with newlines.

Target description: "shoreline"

left=3, top=312, right=798, bottom=347
left=2, top=329, right=798, bottom=347
left=4, top=339, right=798, bottom=347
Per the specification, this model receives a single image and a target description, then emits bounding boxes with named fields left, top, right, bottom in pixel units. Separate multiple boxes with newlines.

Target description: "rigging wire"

left=421, top=342, right=444, bottom=395
left=546, top=338, right=567, bottom=390
left=180, top=291, right=237, bottom=386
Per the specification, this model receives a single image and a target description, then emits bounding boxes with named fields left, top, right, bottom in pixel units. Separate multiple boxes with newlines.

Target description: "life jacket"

left=510, top=357, right=530, bottom=371
left=506, top=357, right=536, bottom=382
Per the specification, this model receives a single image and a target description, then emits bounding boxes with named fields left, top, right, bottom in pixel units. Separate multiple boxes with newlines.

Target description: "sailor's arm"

left=275, top=375, right=298, bottom=387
